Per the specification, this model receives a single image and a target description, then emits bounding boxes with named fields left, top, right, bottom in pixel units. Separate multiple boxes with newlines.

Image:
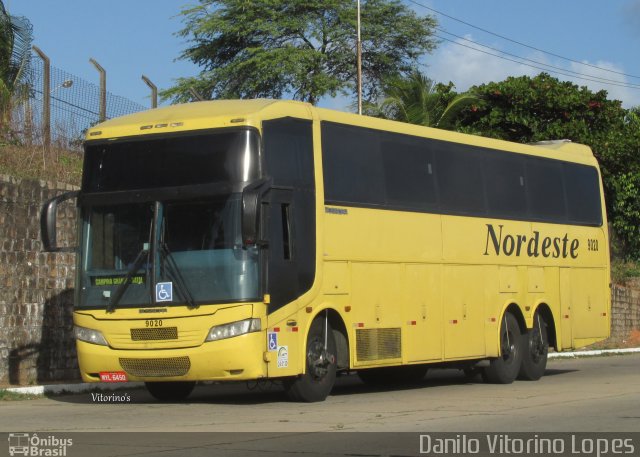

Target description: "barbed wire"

left=11, top=55, right=147, bottom=150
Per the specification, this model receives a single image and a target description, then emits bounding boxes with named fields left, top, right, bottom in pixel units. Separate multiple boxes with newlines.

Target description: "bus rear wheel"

left=145, top=381, right=195, bottom=402
left=284, top=316, right=337, bottom=402
left=518, top=312, right=549, bottom=381
left=483, top=313, right=522, bottom=384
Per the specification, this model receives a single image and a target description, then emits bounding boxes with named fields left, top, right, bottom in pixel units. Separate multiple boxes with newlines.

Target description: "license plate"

left=99, top=371, right=128, bottom=382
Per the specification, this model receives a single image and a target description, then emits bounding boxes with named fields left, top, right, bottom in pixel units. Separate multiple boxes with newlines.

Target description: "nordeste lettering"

left=484, top=224, right=579, bottom=259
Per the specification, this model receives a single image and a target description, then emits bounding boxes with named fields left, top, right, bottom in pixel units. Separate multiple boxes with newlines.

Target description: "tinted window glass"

left=263, top=118, right=316, bottom=312
left=263, top=118, right=314, bottom=189
left=436, top=144, right=486, bottom=215
left=381, top=134, right=437, bottom=210
left=526, top=158, right=566, bottom=222
left=322, top=122, right=384, bottom=205
left=321, top=121, right=601, bottom=227
left=83, top=129, right=261, bottom=193
left=484, top=153, right=527, bottom=219
left=564, top=163, right=602, bottom=225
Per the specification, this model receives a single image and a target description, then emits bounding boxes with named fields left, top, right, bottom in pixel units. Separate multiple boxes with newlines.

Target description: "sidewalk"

left=3, top=347, right=640, bottom=396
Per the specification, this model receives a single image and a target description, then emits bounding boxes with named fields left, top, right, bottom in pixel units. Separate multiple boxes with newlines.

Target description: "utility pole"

left=357, top=0, right=363, bottom=115
left=89, top=58, right=107, bottom=122
left=141, top=75, right=158, bottom=109
left=32, top=46, right=50, bottom=151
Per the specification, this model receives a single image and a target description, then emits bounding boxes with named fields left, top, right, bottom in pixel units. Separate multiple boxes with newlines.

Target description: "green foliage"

left=365, top=69, right=481, bottom=129
left=453, top=73, right=640, bottom=259
left=611, top=259, right=640, bottom=284
left=0, top=1, right=33, bottom=133
left=162, top=0, right=438, bottom=105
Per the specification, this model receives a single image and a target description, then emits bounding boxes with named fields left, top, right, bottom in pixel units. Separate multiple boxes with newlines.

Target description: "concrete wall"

left=610, top=281, right=640, bottom=346
left=0, top=175, right=79, bottom=385
left=0, top=176, right=639, bottom=385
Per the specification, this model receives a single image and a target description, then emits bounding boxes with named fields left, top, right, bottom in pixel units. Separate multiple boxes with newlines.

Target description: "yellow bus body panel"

left=78, top=99, right=611, bottom=383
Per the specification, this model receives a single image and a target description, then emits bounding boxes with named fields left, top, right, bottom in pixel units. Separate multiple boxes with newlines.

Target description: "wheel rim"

left=307, top=338, right=330, bottom=381
left=501, top=328, right=517, bottom=364
left=529, top=327, right=547, bottom=363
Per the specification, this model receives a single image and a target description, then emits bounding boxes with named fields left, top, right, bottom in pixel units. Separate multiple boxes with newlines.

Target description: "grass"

left=611, top=259, right=640, bottom=285
left=0, top=389, right=43, bottom=401
left=0, top=143, right=82, bottom=186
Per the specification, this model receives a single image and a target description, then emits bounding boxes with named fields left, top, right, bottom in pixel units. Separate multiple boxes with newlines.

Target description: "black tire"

left=483, top=313, right=523, bottom=384
left=518, top=312, right=549, bottom=381
left=358, top=365, right=428, bottom=387
left=145, top=381, right=195, bottom=402
left=284, top=316, right=337, bottom=402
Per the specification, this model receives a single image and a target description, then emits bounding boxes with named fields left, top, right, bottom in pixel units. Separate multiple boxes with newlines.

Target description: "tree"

left=454, top=73, right=640, bottom=259
left=365, top=69, right=480, bottom=129
left=162, top=0, right=438, bottom=105
left=0, top=0, right=33, bottom=134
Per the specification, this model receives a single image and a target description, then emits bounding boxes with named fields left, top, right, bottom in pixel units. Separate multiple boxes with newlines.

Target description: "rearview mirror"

left=41, top=191, right=79, bottom=252
left=241, top=180, right=269, bottom=247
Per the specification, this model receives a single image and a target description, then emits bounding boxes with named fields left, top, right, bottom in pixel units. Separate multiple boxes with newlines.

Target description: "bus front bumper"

left=76, top=331, right=267, bottom=383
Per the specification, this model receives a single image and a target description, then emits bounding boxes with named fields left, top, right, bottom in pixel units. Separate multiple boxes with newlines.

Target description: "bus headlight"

left=205, top=318, right=261, bottom=342
left=74, top=325, right=108, bottom=346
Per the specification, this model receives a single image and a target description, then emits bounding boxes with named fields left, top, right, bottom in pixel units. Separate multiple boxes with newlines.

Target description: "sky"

left=6, top=0, right=640, bottom=111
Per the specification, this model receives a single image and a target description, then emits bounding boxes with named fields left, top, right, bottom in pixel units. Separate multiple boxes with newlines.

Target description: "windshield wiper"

left=160, top=243, right=199, bottom=309
left=106, top=248, right=149, bottom=313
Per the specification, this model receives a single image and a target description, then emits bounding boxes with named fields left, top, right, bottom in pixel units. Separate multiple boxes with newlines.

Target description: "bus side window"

left=281, top=203, right=292, bottom=261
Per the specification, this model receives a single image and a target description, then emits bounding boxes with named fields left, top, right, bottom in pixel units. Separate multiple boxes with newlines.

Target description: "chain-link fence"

left=10, top=51, right=147, bottom=150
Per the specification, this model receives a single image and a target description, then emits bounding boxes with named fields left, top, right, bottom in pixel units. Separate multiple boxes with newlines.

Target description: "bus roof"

left=87, top=99, right=596, bottom=166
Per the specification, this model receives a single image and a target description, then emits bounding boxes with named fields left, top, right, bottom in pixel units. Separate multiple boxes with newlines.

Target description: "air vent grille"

left=130, top=327, right=178, bottom=341
left=119, top=356, right=190, bottom=377
left=356, top=328, right=401, bottom=361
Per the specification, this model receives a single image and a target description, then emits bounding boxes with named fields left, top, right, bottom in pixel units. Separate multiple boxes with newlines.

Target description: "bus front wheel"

left=145, top=381, right=195, bottom=402
left=518, top=312, right=549, bottom=381
left=483, top=313, right=522, bottom=384
left=284, top=316, right=337, bottom=402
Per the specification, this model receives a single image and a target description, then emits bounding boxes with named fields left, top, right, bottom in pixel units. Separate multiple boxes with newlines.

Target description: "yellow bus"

left=42, top=99, right=610, bottom=402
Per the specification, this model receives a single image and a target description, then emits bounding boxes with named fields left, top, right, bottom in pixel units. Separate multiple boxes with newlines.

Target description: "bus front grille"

left=356, top=328, right=401, bottom=361
left=119, top=356, right=191, bottom=377
left=130, top=327, right=178, bottom=341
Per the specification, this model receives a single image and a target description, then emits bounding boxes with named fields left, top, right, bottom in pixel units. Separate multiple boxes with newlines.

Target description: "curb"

left=547, top=347, right=640, bottom=359
left=3, top=382, right=144, bottom=396
left=3, top=348, right=640, bottom=396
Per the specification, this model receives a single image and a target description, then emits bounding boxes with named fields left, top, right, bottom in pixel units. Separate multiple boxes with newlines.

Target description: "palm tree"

left=367, top=70, right=480, bottom=130
left=0, top=0, right=33, bottom=133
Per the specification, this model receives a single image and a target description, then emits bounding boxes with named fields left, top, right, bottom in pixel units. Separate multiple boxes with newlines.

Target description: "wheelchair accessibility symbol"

left=267, top=332, right=278, bottom=351
left=156, top=282, right=173, bottom=302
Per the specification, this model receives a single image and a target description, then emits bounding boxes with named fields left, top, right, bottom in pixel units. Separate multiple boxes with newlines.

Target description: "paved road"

left=1, top=354, right=638, bottom=456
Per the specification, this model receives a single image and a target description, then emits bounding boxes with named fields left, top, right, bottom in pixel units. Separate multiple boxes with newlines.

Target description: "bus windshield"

left=79, top=194, right=260, bottom=308
left=77, top=128, right=263, bottom=309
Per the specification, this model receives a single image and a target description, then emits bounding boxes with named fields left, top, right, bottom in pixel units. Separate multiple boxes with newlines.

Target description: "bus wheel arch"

left=325, top=308, right=350, bottom=371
